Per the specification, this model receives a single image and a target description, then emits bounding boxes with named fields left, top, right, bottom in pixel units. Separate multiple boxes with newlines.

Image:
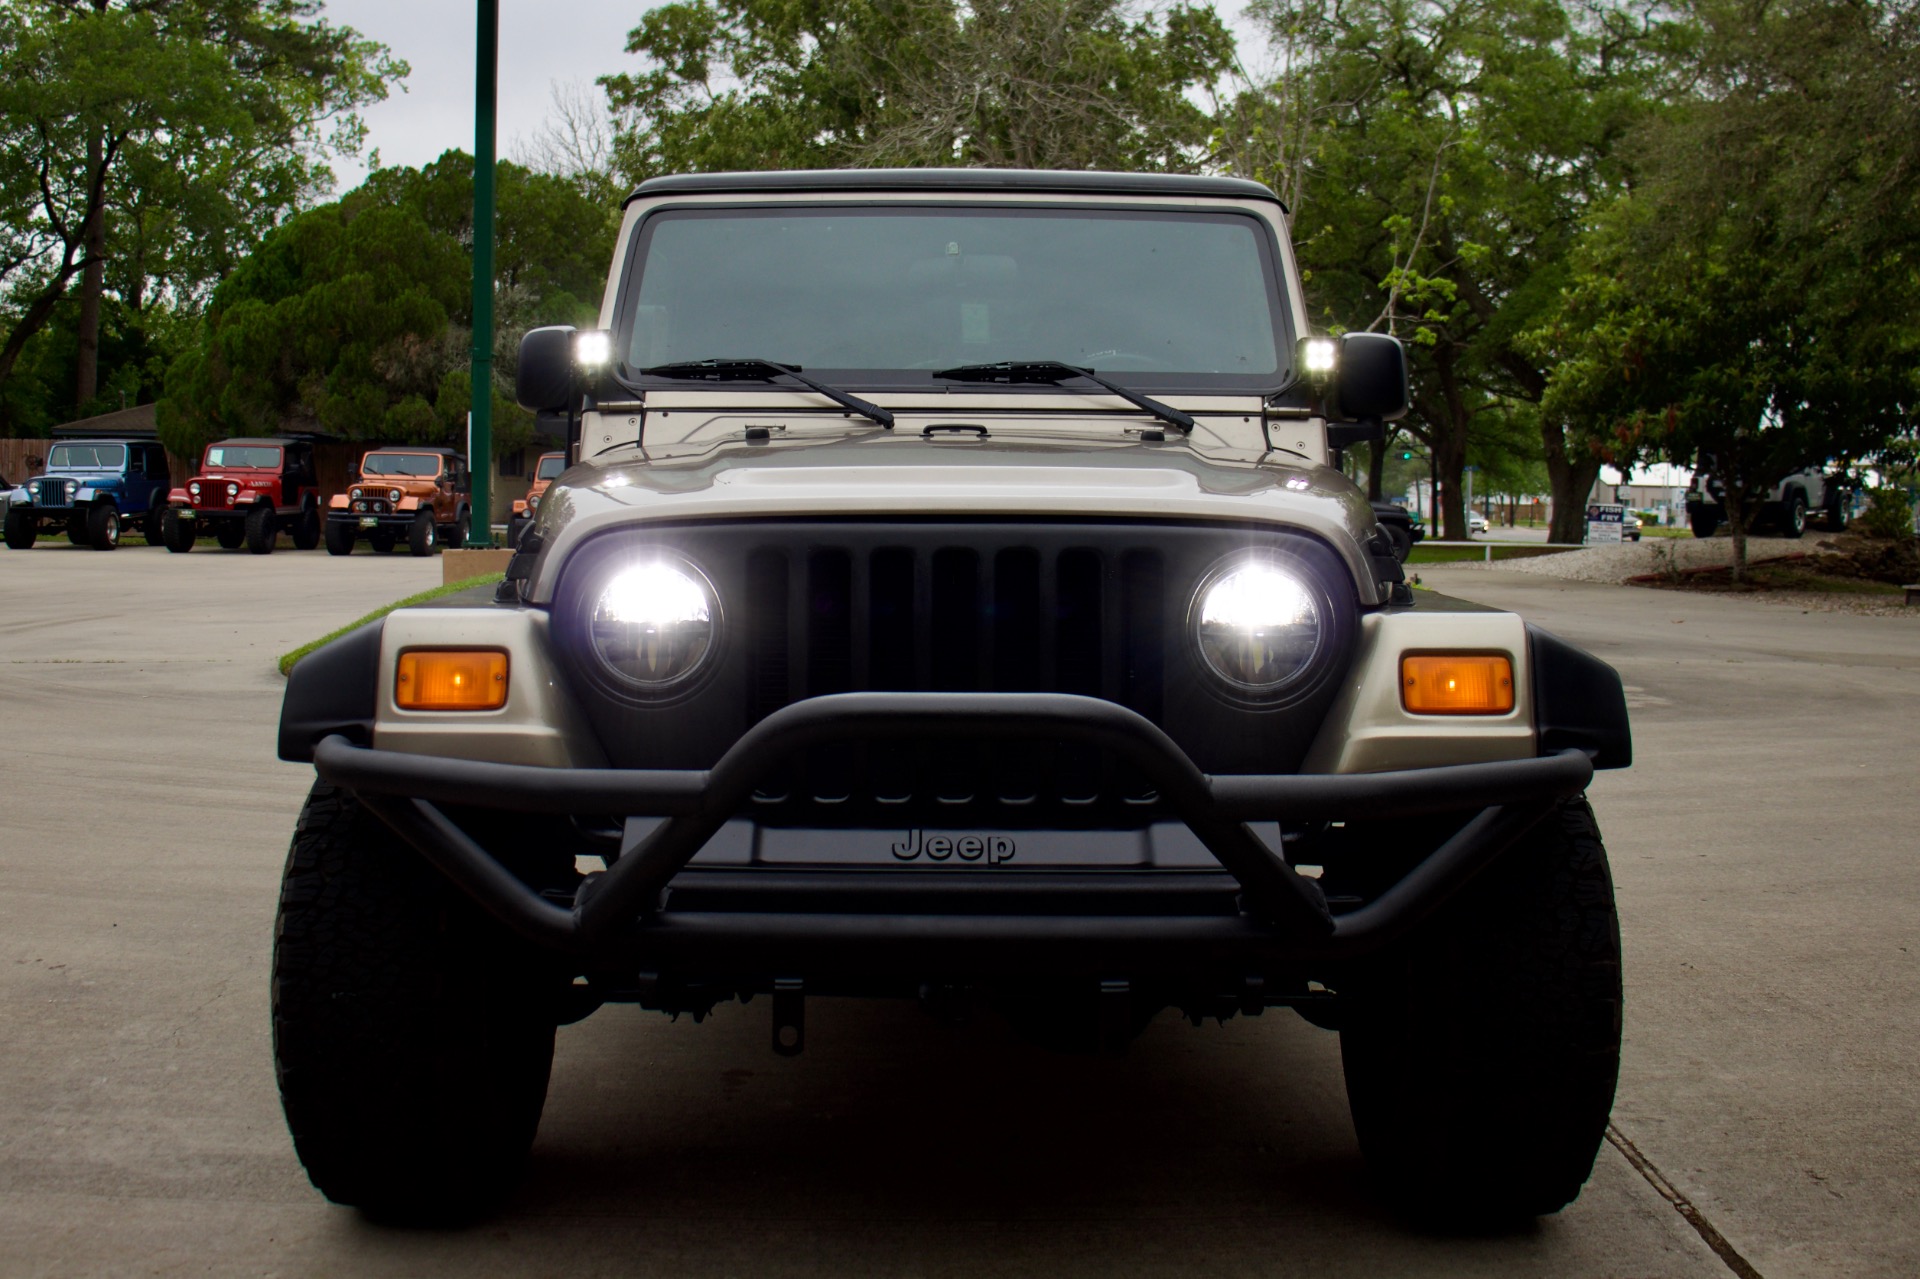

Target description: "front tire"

left=1782, top=492, right=1807, bottom=539
left=448, top=507, right=469, bottom=550
left=142, top=505, right=168, bottom=547
left=86, top=503, right=121, bottom=550
left=163, top=510, right=195, bottom=553
left=245, top=504, right=276, bottom=554
left=324, top=518, right=355, bottom=556
left=1689, top=509, right=1718, bottom=538
left=272, top=782, right=558, bottom=1222
left=292, top=503, right=321, bottom=551
left=3, top=507, right=34, bottom=550
left=215, top=521, right=245, bottom=550
left=409, top=510, right=436, bottom=557
left=1338, top=799, right=1622, bottom=1225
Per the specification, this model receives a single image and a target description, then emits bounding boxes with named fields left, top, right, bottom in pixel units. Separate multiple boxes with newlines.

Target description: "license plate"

left=177, top=510, right=194, bottom=520
left=359, top=517, right=378, bottom=528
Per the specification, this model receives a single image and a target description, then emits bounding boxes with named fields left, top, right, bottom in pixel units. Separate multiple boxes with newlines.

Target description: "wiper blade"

left=637, top=358, right=893, bottom=429
left=934, top=360, right=1194, bottom=434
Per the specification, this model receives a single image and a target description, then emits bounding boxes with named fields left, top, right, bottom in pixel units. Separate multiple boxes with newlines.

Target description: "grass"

left=277, top=573, right=505, bottom=676
left=1407, top=543, right=1572, bottom=565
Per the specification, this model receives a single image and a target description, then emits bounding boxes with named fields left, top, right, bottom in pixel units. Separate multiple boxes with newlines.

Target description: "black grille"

left=554, top=520, right=1357, bottom=827
left=37, top=479, right=70, bottom=507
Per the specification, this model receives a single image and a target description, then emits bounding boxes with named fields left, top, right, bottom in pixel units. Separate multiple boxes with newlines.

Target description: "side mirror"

left=1329, top=332, right=1410, bottom=424
left=516, top=326, right=577, bottom=412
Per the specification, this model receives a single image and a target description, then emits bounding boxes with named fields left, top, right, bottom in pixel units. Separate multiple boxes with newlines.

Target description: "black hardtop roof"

left=628, top=168, right=1285, bottom=210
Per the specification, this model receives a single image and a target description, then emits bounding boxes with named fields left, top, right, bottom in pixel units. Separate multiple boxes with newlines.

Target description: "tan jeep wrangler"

left=273, top=169, right=1631, bottom=1225
left=507, top=450, right=566, bottom=549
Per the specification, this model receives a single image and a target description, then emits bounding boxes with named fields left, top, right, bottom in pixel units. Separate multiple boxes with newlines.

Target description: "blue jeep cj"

left=3, top=439, right=172, bottom=551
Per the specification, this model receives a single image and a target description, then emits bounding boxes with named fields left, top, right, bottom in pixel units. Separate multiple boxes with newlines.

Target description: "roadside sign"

left=1586, top=503, right=1625, bottom=545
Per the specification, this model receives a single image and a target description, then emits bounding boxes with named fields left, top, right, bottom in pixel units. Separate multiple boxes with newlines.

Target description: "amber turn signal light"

left=1400, top=654, right=1514, bottom=715
left=395, top=649, right=509, bottom=711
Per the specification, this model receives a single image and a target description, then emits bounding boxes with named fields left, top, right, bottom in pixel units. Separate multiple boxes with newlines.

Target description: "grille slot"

left=38, top=479, right=70, bottom=506
left=740, top=541, right=1167, bottom=819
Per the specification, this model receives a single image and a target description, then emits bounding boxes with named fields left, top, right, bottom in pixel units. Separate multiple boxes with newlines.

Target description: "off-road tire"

left=245, top=504, right=276, bottom=554
left=1383, top=521, right=1412, bottom=563
left=1689, top=510, right=1718, bottom=538
left=215, top=522, right=245, bottom=550
left=292, top=503, right=321, bottom=551
left=370, top=528, right=398, bottom=553
left=448, top=507, right=469, bottom=550
left=66, top=515, right=88, bottom=546
left=409, top=509, right=436, bottom=557
left=507, top=514, right=528, bottom=549
left=272, top=782, right=559, bottom=1222
left=86, top=503, right=120, bottom=550
left=323, top=518, right=355, bottom=556
left=3, top=507, right=34, bottom=550
left=1782, top=492, right=1807, bottom=540
left=142, top=504, right=168, bottom=547
left=1338, top=798, right=1622, bottom=1225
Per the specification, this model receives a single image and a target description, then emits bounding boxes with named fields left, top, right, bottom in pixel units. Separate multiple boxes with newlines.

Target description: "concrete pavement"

left=2, top=541, right=1915, bottom=1275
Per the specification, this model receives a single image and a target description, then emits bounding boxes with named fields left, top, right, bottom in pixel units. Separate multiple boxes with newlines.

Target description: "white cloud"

left=319, top=0, right=657, bottom=191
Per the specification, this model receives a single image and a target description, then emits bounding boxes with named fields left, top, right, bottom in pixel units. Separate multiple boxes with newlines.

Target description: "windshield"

left=46, top=443, right=125, bottom=470
left=361, top=453, right=442, bottom=478
left=619, top=206, right=1289, bottom=391
left=536, top=453, right=566, bottom=480
left=205, top=445, right=281, bottom=470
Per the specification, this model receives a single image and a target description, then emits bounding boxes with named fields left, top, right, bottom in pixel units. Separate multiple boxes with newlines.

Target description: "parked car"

left=163, top=437, right=322, bottom=554
left=1685, top=463, right=1847, bottom=539
left=323, top=446, right=470, bottom=557
left=3, top=438, right=171, bottom=550
left=1622, top=513, right=1643, bottom=542
left=508, top=451, right=567, bottom=548
left=1369, top=499, right=1423, bottom=561
left=1468, top=511, right=1488, bottom=535
left=272, top=167, right=1632, bottom=1227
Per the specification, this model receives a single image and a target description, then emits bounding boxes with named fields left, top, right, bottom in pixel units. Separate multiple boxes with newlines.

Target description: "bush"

left=1861, top=488, right=1915, bottom=540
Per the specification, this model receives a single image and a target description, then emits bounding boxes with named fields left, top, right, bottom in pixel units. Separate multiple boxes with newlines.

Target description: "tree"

left=1225, top=0, right=1686, bottom=540
left=1532, top=0, right=1920, bottom=577
left=0, top=0, right=403, bottom=426
left=157, top=155, right=611, bottom=459
left=600, top=0, right=1235, bottom=181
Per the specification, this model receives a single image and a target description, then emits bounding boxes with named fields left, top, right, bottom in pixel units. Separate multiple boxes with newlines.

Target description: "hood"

left=524, top=429, right=1389, bottom=605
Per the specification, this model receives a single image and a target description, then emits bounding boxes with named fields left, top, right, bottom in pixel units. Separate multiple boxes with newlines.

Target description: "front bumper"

left=328, top=511, right=420, bottom=530
left=310, top=691, right=1596, bottom=972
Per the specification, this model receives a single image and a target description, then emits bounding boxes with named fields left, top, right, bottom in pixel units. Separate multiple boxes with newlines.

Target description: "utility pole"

left=468, top=0, right=499, bottom=547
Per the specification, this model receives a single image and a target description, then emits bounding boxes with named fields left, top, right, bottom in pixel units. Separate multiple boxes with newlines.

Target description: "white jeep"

left=272, top=170, right=1631, bottom=1226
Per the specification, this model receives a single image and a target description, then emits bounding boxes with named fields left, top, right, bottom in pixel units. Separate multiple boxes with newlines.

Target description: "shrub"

left=1861, top=488, right=1915, bottom=540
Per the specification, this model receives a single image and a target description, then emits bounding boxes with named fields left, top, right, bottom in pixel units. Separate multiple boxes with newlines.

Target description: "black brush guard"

left=311, top=692, right=1593, bottom=972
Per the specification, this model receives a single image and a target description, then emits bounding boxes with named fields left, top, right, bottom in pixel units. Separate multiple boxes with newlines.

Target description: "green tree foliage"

left=600, top=0, right=1235, bottom=179
left=0, top=1, right=403, bottom=426
left=1225, top=0, right=1684, bottom=537
left=158, top=155, right=610, bottom=459
left=1531, top=0, right=1920, bottom=576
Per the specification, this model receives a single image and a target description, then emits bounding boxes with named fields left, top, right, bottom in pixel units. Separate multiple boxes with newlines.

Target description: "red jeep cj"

left=164, top=437, right=322, bottom=554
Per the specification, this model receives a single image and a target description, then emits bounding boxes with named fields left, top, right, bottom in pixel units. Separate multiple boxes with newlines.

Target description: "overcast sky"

left=318, top=1, right=656, bottom=191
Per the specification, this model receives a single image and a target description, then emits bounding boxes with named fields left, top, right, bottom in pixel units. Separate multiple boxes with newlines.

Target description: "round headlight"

left=350, top=487, right=362, bottom=500
left=188, top=482, right=200, bottom=496
left=1192, top=558, right=1323, bottom=695
left=389, top=488, right=402, bottom=502
left=226, top=483, right=239, bottom=497
left=588, top=560, right=718, bottom=692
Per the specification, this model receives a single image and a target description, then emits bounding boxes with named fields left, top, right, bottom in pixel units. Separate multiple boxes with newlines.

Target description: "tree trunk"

left=1724, top=481, right=1749, bottom=584
left=1542, top=417, right=1601, bottom=545
left=74, top=133, right=107, bottom=408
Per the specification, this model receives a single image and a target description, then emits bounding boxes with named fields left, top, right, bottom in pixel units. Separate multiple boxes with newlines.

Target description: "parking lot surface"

left=3, top=543, right=1917, bottom=1277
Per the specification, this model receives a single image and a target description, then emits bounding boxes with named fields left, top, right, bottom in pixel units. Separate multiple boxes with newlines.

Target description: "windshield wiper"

left=933, top=361, right=1194, bottom=435
left=637, top=359, right=893, bottom=429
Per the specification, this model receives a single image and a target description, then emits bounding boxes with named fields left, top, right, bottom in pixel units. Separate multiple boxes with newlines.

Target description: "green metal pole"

left=467, top=0, right=498, bottom=547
